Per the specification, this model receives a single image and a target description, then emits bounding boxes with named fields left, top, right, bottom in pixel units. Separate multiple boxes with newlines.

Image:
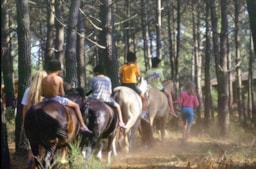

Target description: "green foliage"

left=50, top=137, right=108, bottom=169
left=68, top=137, right=85, bottom=168
left=210, top=88, right=218, bottom=109
left=5, top=107, right=16, bottom=124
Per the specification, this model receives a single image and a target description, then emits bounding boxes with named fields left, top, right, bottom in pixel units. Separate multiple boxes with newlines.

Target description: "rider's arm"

left=59, top=77, right=65, bottom=97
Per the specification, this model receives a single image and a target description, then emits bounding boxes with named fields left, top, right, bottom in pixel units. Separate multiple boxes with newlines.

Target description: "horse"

left=82, top=99, right=119, bottom=164
left=113, top=78, right=148, bottom=153
left=140, top=79, right=177, bottom=146
left=24, top=88, right=118, bottom=168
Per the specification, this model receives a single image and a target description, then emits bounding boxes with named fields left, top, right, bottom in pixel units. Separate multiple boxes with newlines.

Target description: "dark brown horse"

left=24, top=88, right=118, bottom=168
left=82, top=99, right=118, bottom=163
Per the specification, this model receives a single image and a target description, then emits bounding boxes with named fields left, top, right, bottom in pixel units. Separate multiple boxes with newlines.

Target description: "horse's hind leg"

left=44, top=141, right=58, bottom=169
left=30, top=144, right=44, bottom=169
left=106, top=135, right=117, bottom=164
left=96, top=141, right=103, bottom=160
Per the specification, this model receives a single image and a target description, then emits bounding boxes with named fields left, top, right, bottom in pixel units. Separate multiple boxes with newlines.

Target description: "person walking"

left=176, top=80, right=199, bottom=144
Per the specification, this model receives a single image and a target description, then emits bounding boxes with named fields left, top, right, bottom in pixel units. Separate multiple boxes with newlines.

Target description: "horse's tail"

left=24, top=104, right=66, bottom=143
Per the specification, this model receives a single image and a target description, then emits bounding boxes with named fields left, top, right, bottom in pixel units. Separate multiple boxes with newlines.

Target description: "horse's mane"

left=137, top=77, right=148, bottom=93
left=65, top=87, right=85, bottom=97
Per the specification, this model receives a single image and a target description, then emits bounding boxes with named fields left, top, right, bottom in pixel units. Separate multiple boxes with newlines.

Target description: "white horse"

left=113, top=78, right=148, bottom=153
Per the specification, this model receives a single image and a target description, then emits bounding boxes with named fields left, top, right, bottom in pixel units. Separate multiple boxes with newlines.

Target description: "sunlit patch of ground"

left=109, top=123, right=256, bottom=169
left=8, top=118, right=256, bottom=169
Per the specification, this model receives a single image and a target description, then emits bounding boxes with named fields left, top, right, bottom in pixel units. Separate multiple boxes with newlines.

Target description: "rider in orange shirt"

left=119, top=51, right=147, bottom=110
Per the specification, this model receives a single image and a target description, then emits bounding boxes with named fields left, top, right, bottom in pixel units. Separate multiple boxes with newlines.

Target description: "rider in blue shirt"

left=88, top=64, right=126, bottom=129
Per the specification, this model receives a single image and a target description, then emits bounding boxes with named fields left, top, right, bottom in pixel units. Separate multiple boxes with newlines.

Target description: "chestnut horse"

left=24, top=88, right=118, bottom=168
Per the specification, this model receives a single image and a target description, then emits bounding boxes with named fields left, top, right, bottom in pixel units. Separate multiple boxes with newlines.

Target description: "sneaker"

left=141, top=111, right=150, bottom=123
left=169, top=112, right=178, bottom=117
left=80, top=127, right=93, bottom=134
left=119, top=122, right=126, bottom=129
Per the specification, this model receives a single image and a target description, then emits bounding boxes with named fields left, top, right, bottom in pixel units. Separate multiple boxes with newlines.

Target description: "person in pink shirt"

left=176, top=80, right=199, bottom=144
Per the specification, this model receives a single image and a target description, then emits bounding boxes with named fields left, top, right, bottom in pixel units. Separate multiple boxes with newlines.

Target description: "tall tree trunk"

left=55, top=0, right=64, bottom=61
left=192, top=1, right=196, bottom=82
left=174, top=0, right=181, bottom=81
left=77, top=4, right=86, bottom=89
left=1, top=1, right=11, bottom=167
left=234, top=0, right=244, bottom=121
left=210, top=0, right=219, bottom=119
left=167, top=4, right=174, bottom=78
left=227, top=44, right=233, bottom=112
left=2, top=0, right=16, bottom=109
left=204, top=0, right=212, bottom=126
left=141, top=0, right=150, bottom=70
left=15, top=0, right=31, bottom=153
left=217, top=0, right=230, bottom=137
left=1, top=107, right=10, bottom=169
left=246, top=0, right=256, bottom=54
left=124, top=0, right=130, bottom=56
left=148, top=20, right=154, bottom=59
left=156, top=0, right=162, bottom=59
left=192, top=1, right=203, bottom=122
left=195, top=1, right=203, bottom=123
left=98, top=0, right=119, bottom=88
left=247, top=36, right=255, bottom=118
left=65, top=0, right=81, bottom=86
left=246, top=0, right=256, bottom=118
left=44, top=0, right=55, bottom=69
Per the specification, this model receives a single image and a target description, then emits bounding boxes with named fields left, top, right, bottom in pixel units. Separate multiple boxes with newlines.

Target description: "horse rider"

left=119, top=51, right=147, bottom=110
left=87, top=64, right=126, bottom=129
left=145, top=57, right=178, bottom=117
left=41, top=59, right=92, bottom=134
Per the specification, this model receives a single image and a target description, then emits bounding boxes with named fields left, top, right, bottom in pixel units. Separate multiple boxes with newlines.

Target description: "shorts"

left=43, top=96, right=69, bottom=105
left=181, top=106, right=194, bottom=124
left=104, top=98, right=115, bottom=107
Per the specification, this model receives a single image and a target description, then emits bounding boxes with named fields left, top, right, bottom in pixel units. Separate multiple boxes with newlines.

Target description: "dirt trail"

left=9, top=131, right=256, bottom=169
left=109, top=134, right=256, bottom=169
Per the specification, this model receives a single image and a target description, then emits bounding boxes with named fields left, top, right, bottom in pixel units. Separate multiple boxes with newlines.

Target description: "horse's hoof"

left=59, top=159, right=68, bottom=164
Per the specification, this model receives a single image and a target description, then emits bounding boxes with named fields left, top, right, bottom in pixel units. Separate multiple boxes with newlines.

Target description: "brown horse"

left=140, top=80, right=177, bottom=146
left=24, top=88, right=118, bottom=168
left=82, top=99, right=118, bottom=164
left=24, top=101, right=81, bottom=169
